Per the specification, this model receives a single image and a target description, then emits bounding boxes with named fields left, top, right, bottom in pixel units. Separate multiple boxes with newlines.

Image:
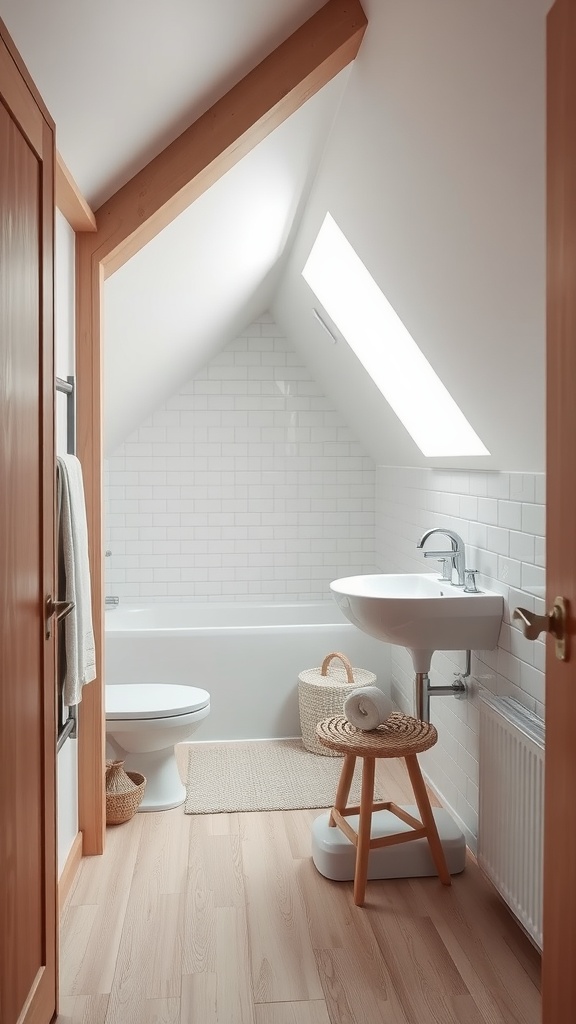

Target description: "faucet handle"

left=463, top=569, right=480, bottom=593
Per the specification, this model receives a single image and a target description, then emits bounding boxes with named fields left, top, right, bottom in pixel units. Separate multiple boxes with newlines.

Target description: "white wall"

left=273, top=0, right=547, bottom=472
left=102, top=73, right=348, bottom=454
left=55, top=210, right=79, bottom=877
left=105, top=314, right=376, bottom=602
left=376, top=466, right=545, bottom=849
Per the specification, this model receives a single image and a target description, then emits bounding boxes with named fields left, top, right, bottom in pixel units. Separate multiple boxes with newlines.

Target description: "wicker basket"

left=105, top=760, right=146, bottom=825
left=298, top=652, right=377, bottom=756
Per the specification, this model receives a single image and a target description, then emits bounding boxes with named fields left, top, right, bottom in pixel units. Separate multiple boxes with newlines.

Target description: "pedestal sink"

left=330, top=573, right=504, bottom=674
left=321, top=572, right=494, bottom=877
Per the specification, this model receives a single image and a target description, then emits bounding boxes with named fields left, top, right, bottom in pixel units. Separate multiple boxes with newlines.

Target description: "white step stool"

left=312, top=805, right=467, bottom=881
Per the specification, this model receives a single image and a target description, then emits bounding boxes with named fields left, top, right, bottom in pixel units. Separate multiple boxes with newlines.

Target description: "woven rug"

left=184, top=738, right=384, bottom=814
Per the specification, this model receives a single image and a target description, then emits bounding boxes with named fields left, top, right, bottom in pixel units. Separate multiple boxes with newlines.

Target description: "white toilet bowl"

left=105, top=683, right=210, bottom=811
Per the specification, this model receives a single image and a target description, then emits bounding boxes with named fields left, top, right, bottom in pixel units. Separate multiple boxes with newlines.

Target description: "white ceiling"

left=103, top=74, right=347, bottom=451
left=1, top=0, right=552, bottom=471
left=0, top=0, right=329, bottom=207
left=273, top=0, right=549, bottom=472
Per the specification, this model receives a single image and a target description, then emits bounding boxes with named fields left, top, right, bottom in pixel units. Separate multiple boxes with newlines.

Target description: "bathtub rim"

left=104, top=599, right=354, bottom=639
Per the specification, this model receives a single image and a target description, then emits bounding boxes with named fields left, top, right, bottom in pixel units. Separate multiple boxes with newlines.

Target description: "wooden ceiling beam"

left=56, top=151, right=96, bottom=231
left=94, top=0, right=367, bottom=275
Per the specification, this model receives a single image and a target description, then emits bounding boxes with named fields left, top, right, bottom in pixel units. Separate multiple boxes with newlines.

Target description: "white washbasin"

left=330, top=573, right=504, bottom=673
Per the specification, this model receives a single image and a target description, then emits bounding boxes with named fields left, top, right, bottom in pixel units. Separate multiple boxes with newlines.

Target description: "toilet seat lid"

left=106, top=683, right=210, bottom=720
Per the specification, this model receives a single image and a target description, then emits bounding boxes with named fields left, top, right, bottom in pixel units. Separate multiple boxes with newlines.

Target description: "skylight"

left=302, top=213, right=489, bottom=458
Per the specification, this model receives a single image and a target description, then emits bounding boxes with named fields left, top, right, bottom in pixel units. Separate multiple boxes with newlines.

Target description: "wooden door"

left=0, top=22, right=57, bottom=1024
left=544, top=1, right=576, bottom=1021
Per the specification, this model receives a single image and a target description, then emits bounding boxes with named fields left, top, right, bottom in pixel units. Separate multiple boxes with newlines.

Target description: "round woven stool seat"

left=316, top=712, right=438, bottom=758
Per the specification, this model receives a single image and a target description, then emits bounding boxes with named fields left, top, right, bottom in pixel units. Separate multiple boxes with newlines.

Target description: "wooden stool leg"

left=405, top=754, right=451, bottom=886
left=329, top=753, right=356, bottom=826
left=353, top=756, right=376, bottom=907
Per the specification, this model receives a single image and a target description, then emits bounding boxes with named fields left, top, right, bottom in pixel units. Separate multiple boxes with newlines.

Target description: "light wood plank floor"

left=58, top=754, right=541, bottom=1024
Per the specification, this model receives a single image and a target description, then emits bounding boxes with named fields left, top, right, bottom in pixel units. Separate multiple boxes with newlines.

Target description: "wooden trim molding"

left=76, top=0, right=367, bottom=856
left=58, top=832, right=83, bottom=915
left=76, top=250, right=105, bottom=856
left=56, top=152, right=96, bottom=232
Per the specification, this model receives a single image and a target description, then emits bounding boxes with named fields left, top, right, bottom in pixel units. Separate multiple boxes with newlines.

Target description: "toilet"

left=105, top=683, right=210, bottom=811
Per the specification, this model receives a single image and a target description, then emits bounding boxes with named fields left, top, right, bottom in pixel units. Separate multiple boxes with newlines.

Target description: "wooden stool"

left=316, top=713, right=452, bottom=906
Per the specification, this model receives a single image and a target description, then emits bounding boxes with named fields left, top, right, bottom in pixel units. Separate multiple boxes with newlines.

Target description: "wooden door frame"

left=543, top=2, right=576, bottom=1020
left=74, top=0, right=367, bottom=855
left=0, top=16, right=57, bottom=1023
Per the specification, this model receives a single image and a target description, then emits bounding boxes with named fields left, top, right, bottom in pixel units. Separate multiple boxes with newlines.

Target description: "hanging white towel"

left=57, top=455, right=96, bottom=705
left=344, top=685, right=391, bottom=731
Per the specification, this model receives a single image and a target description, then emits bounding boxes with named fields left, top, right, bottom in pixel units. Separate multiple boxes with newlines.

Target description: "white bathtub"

left=105, top=601, right=389, bottom=741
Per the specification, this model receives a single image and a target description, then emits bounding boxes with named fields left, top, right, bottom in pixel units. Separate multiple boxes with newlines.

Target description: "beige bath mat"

left=184, top=738, right=383, bottom=814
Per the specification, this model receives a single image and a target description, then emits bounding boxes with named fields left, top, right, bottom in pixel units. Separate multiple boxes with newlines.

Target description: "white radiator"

left=478, top=693, right=545, bottom=950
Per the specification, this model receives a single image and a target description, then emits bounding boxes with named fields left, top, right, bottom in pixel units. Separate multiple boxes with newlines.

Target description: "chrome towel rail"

left=55, top=374, right=77, bottom=749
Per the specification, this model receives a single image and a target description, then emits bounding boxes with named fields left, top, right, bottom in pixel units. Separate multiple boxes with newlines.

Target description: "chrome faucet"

left=417, top=528, right=466, bottom=587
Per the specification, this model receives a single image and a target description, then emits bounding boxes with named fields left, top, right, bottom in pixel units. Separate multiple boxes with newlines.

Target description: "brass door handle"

left=512, top=596, right=568, bottom=661
left=45, top=596, right=75, bottom=639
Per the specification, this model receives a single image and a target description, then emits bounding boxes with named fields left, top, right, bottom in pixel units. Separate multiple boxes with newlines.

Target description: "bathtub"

left=105, top=601, right=389, bottom=741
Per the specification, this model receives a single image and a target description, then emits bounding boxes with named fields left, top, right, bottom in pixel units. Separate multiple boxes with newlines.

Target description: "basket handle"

left=321, top=651, right=354, bottom=684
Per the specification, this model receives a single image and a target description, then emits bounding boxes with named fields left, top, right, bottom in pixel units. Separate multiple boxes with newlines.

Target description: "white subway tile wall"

left=104, top=328, right=546, bottom=847
left=376, top=466, right=546, bottom=848
left=104, top=315, right=376, bottom=601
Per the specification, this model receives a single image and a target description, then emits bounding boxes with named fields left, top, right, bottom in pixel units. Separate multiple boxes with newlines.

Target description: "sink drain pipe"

left=414, top=651, right=470, bottom=722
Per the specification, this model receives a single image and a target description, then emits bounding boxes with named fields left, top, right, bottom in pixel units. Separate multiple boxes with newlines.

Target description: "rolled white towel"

left=344, top=685, right=392, bottom=731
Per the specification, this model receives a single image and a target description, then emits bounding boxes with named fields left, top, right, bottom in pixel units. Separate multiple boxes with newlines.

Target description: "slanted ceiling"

left=271, top=0, right=548, bottom=473
left=103, top=74, right=348, bottom=453
left=3, top=0, right=548, bottom=473
left=105, top=0, right=547, bottom=471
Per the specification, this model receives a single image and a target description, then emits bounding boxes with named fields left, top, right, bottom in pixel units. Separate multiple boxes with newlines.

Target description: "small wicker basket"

left=105, top=760, right=146, bottom=825
left=298, top=652, right=377, bottom=756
